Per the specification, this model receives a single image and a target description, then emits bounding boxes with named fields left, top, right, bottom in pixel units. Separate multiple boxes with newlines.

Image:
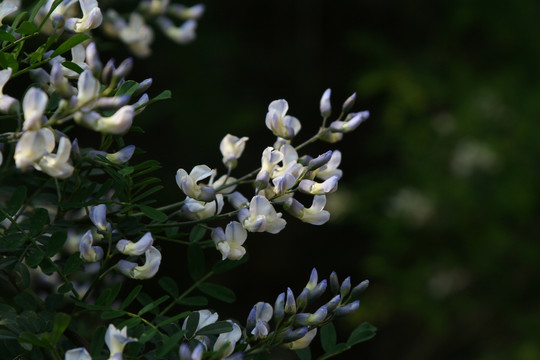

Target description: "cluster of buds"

left=1, top=40, right=149, bottom=178
left=103, top=1, right=205, bottom=57
left=79, top=204, right=162, bottom=280
left=176, top=269, right=369, bottom=359
left=174, top=89, right=368, bottom=261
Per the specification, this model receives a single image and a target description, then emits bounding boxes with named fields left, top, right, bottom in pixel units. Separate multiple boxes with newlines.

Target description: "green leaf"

left=138, top=204, right=167, bottom=222
left=137, top=295, right=169, bottom=316
left=15, top=21, right=38, bottom=35
left=0, top=51, right=18, bottom=72
left=118, top=166, right=134, bottom=176
left=18, top=332, right=49, bottom=349
left=50, top=313, right=70, bottom=345
left=0, top=30, right=15, bottom=42
left=131, top=185, right=164, bottom=202
left=116, top=80, right=139, bottom=97
left=25, top=248, right=45, bottom=268
left=121, top=284, right=143, bottom=310
left=346, top=322, right=377, bottom=347
left=198, top=282, right=236, bottom=303
left=61, top=61, right=84, bottom=74
left=51, top=34, right=90, bottom=58
left=139, top=328, right=157, bottom=344
left=184, top=311, right=200, bottom=338
left=155, top=311, right=189, bottom=328
left=189, top=225, right=206, bottom=242
left=46, top=231, right=67, bottom=257
left=90, top=326, right=106, bottom=356
left=0, top=329, right=17, bottom=340
left=0, top=256, right=17, bottom=269
left=101, top=310, right=125, bottom=320
left=45, top=294, right=64, bottom=312
left=58, top=282, right=73, bottom=294
left=157, top=331, right=185, bottom=357
left=177, top=296, right=208, bottom=307
left=188, top=243, right=204, bottom=281
left=295, top=347, right=311, bottom=360
left=30, top=208, right=49, bottom=236
left=63, top=252, right=83, bottom=275
left=158, top=276, right=179, bottom=298
left=1, top=233, right=26, bottom=251
left=117, top=317, right=141, bottom=329
left=197, top=321, right=233, bottom=336
left=320, top=323, right=337, bottom=353
left=39, top=257, right=56, bottom=275
left=14, top=263, right=30, bottom=289
left=212, top=254, right=249, bottom=274
left=14, top=291, right=36, bottom=311
left=7, top=186, right=27, bottom=216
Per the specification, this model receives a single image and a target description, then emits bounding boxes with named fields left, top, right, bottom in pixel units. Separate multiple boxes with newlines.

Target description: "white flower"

left=89, top=204, right=110, bottom=232
left=181, top=195, right=224, bottom=220
left=0, top=0, right=18, bottom=26
left=265, top=99, right=301, bottom=139
left=213, top=321, right=241, bottom=359
left=238, top=195, right=286, bottom=234
left=104, top=324, right=137, bottom=359
left=65, top=0, right=103, bottom=32
left=79, top=230, right=104, bottom=262
left=34, top=136, right=75, bottom=179
left=219, top=134, right=249, bottom=170
left=22, top=87, right=48, bottom=131
left=76, top=69, right=100, bottom=107
left=158, top=17, right=198, bottom=44
left=119, top=13, right=154, bottom=58
left=212, top=222, right=247, bottom=261
left=285, top=328, right=317, bottom=350
left=168, top=4, right=205, bottom=20
left=284, top=195, right=330, bottom=225
left=255, top=147, right=283, bottom=185
left=65, top=347, right=91, bottom=360
left=0, top=68, right=19, bottom=113
left=298, top=176, right=339, bottom=195
left=329, top=111, right=369, bottom=133
left=176, top=165, right=215, bottom=201
left=94, top=106, right=134, bottom=134
left=116, top=246, right=161, bottom=280
left=316, top=150, right=342, bottom=180
left=227, top=191, right=249, bottom=210
left=247, top=302, right=273, bottom=339
left=116, top=232, right=154, bottom=256
left=14, top=128, right=55, bottom=171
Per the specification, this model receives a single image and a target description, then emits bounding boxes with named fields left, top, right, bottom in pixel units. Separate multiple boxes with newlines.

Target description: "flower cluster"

left=175, top=89, right=369, bottom=261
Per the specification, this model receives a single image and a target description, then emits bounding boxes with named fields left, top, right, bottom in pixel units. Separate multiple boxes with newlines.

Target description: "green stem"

left=157, top=271, right=214, bottom=318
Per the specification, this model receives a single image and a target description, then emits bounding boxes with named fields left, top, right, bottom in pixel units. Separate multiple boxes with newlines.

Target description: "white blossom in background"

left=213, top=321, right=242, bottom=359
left=387, top=187, right=434, bottom=227
left=450, top=140, right=499, bottom=177
left=89, top=145, right=136, bottom=164
left=168, top=3, right=205, bottom=20
left=139, top=0, right=170, bottom=16
left=179, top=343, right=204, bottom=360
left=238, top=195, right=287, bottom=234
left=105, top=324, right=137, bottom=359
left=158, top=17, right=198, bottom=44
left=34, top=136, right=75, bottom=179
left=65, top=0, right=103, bottom=32
left=116, top=232, right=154, bottom=256
left=211, top=221, right=247, bottom=261
left=265, top=99, right=301, bottom=139
left=79, top=230, right=104, bottom=262
left=284, top=195, right=330, bottom=225
left=118, top=13, right=154, bottom=58
left=176, top=165, right=215, bottom=201
left=220, top=134, right=249, bottom=170
left=0, top=68, right=19, bottom=113
left=0, top=0, right=18, bottom=26
left=117, top=246, right=161, bottom=280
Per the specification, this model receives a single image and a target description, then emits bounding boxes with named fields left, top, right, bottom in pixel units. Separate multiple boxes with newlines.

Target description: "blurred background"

left=106, top=0, right=540, bottom=359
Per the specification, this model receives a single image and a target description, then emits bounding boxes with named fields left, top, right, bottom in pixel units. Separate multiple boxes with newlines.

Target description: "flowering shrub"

left=0, top=1, right=375, bottom=359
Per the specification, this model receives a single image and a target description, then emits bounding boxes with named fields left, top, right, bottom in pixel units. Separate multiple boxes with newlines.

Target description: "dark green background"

left=111, top=1, right=540, bottom=359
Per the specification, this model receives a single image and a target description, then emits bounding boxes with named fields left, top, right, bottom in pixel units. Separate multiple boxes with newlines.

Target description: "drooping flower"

left=315, top=150, right=342, bottom=180
left=211, top=221, right=247, bottom=261
left=116, top=246, right=161, bottom=279
left=181, top=309, right=219, bottom=333
left=265, top=99, right=301, bottom=139
left=213, top=321, right=242, bottom=359
left=181, top=195, right=224, bottom=220
left=34, top=136, right=75, bottom=179
left=176, top=165, right=215, bottom=201
left=246, top=302, right=273, bottom=339
left=0, top=68, right=19, bottom=113
left=79, top=230, right=104, bottom=262
left=89, top=204, right=110, bottom=232
left=22, top=87, right=48, bottom=131
left=329, top=111, right=369, bottom=133
left=238, top=195, right=286, bottom=234
left=14, top=128, right=55, bottom=171
left=298, top=176, right=339, bottom=195
left=284, top=328, right=317, bottom=350
left=284, top=195, right=330, bottom=225
left=104, top=324, right=137, bottom=359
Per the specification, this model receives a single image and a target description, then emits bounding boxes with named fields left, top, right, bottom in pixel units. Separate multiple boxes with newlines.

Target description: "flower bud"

left=308, top=151, right=332, bottom=170
left=113, top=58, right=133, bottom=79
left=350, top=280, right=369, bottom=300
left=86, top=42, right=102, bottom=77
left=329, top=271, right=340, bottom=294
left=308, top=279, right=327, bottom=302
left=284, top=287, right=296, bottom=314
left=283, top=326, right=308, bottom=343
left=320, top=88, right=331, bottom=118
left=274, top=292, right=285, bottom=323
left=228, top=191, right=249, bottom=210
left=306, top=268, right=318, bottom=290
left=296, top=288, right=309, bottom=309
left=335, top=300, right=360, bottom=317
left=96, top=95, right=130, bottom=110
left=134, top=78, right=153, bottom=97
left=102, top=59, right=115, bottom=84
left=307, top=305, right=327, bottom=325
left=340, top=276, right=351, bottom=298
left=325, top=294, right=341, bottom=312
left=341, top=92, right=356, bottom=113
